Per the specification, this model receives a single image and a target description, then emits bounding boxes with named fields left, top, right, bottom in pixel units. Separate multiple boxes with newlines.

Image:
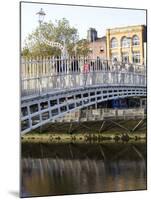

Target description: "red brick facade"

left=88, top=36, right=107, bottom=59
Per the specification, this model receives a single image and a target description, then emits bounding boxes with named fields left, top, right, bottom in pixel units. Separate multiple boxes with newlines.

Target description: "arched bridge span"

left=21, top=84, right=146, bottom=134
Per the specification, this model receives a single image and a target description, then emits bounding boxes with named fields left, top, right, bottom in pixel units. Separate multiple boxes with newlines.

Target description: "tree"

left=22, top=18, right=91, bottom=58
left=22, top=18, right=79, bottom=57
left=76, top=39, right=91, bottom=57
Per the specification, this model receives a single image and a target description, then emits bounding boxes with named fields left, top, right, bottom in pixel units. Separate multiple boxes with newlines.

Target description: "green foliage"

left=22, top=18, right=90, bottom=57
left=76, top=39, right=91, bottom=57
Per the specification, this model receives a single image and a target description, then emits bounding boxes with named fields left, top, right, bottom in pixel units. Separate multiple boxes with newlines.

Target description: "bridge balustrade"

left=21, top=57, right=146, bottom=99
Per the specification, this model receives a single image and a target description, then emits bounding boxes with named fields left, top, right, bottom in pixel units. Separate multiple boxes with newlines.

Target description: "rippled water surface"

left=21, top=143, right=146, bottom=197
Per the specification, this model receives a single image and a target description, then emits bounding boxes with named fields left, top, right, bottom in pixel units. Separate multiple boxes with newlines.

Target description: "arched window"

left=132, top=35, right=140, bottom=46
left=111, top=37, right=118, bottom=48
left=121, top=36, right=130, bottom=48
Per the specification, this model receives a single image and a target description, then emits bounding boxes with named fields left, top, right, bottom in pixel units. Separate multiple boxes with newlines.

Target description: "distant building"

left=87, top=28, right=107, bottom=59
left=106, top=25, right=147, bottom=65
left=88, top=36, right=107, bottom=59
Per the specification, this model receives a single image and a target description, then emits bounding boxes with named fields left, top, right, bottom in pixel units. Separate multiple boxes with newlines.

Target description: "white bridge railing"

left=21, top=57, right=146, bottom=99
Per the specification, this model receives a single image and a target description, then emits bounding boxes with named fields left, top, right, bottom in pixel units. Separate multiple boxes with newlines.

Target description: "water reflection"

left=21, top=154, right=146, bottom=197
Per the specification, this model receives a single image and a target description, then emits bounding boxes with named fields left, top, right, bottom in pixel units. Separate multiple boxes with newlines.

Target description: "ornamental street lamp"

left=36, top=8, right=46, bottom=25
left=35, top=8, right=68, bottom=95
left=36, top=8, right=47, bottom=96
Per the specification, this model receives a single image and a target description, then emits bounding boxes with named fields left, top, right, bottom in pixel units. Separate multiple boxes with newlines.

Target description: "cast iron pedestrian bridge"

left=21, top=57, right=146, bottom=134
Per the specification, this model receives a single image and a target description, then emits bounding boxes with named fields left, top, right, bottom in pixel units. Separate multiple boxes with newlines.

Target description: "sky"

left=21, top=2, right=146, bottom=47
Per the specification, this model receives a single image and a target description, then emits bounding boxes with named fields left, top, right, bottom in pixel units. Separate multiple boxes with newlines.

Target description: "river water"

left=21, top=142, right=146, bottom=197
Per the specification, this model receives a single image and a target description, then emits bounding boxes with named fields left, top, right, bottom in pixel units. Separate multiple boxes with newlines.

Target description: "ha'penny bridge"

left=21, top=57, right=146, bottom=135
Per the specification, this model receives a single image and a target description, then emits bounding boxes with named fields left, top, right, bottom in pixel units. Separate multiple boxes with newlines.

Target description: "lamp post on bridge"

left=36, top=8, right=68, bottom=95
left=36, top=8, right=47, bottom=96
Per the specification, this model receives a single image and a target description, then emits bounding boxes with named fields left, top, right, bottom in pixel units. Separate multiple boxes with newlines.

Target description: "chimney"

left=87, top=28, right=97, bottom=42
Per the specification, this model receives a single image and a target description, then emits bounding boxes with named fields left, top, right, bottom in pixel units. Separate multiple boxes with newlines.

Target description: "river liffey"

left=21, top=142, right=146, bottom=197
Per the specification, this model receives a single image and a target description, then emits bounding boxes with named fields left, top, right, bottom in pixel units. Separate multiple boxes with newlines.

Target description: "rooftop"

left=106, top=24, right=146, bottom=33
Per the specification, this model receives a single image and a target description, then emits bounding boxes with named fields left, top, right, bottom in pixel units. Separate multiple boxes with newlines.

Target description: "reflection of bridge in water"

left=22, top=156, right=146, bottom=197
left=21, top=57, right=146, bottom=134
left=21, top=142, right=146, bottom=197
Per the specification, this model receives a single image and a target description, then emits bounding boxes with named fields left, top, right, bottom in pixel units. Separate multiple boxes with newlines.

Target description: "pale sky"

left=21, top=2, right=146, bottom=47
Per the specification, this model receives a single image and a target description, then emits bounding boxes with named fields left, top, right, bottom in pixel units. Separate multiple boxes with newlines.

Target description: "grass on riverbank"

left=21, top=119, right=146, bottom=144
left=21, top=132, right=146, bottom=144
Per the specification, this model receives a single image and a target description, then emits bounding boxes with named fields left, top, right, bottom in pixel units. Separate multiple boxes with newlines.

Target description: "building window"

left=121, top=36, right=130, bottom=48
left=132, top=35, right=140, bottom=46
left=122, top=52, right=129, bottom=63
left=111, top=38, right=118, bottom=48
left=111, top=53, right=118, bottom=61
left=132, top=51, right=140, bottom=64
left=100, top=47, right=104, bottom=53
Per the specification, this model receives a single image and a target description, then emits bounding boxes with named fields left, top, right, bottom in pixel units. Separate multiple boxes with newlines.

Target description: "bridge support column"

left=38, top=103, right=42, bottom=132
left=95, top=102, right=98, bottom=109
left=27, top=106, right=32, bottom=130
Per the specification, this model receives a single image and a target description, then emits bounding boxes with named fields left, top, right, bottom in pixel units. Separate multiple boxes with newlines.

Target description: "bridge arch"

left=21, top=85, right=146, bottom=134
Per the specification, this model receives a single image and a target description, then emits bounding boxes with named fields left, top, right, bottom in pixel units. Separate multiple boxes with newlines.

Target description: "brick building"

left=87, top=28, right=107, bottom=59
